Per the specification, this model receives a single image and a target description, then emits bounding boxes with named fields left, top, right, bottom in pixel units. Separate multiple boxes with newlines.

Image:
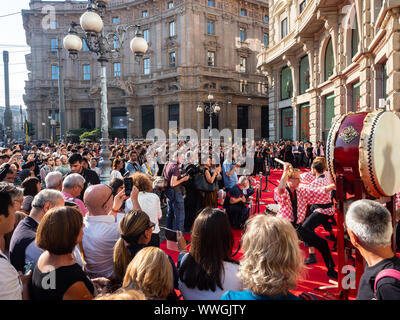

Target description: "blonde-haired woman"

left=122, top=246, right=174, bottom=300
left=221, top=214, right=304, bottom=300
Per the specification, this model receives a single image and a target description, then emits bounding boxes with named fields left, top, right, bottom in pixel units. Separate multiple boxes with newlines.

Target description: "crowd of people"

left=0, top=138, right=399, bottom=301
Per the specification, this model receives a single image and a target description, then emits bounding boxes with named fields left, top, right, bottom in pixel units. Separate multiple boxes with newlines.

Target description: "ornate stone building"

left=257, top=0, right=400, bottom=143
left=22, top=0, right=270, bottom=141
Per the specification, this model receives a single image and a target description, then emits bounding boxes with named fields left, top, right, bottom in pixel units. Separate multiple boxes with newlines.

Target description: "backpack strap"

left=374, top=268, right=400, bottom=299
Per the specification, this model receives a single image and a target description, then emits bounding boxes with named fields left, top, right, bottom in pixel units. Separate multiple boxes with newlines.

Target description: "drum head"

left=326, top=114, right=347, bottom=183
left=359, top=111, right=400, bottom=197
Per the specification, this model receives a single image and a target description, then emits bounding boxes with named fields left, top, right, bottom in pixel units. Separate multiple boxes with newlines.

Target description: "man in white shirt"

left=0, top=182, right=30, bottom=300
left=82, top=183, right=141, bottom=279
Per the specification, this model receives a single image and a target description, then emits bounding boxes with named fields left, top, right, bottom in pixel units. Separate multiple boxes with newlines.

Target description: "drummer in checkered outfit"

left=274, top=162, right=338, bottom=279
left=301, top=160, right=337, bottom=266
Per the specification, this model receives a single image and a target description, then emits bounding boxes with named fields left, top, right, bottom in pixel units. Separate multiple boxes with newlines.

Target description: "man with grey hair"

left=62, top=173, right=88, bottom=216
left=44, top=171, right=63, bottom=191
left=9, top=189, right=66, bottom=272
left=346, top=199, right=400, bottom=300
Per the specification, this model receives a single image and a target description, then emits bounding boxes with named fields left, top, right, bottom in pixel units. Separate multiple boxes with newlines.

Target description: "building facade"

left=0, top=106, right=27, bottom=142
left=22, top=0, right=270, bottom=141
left=257, top=0, right=400, bottom=143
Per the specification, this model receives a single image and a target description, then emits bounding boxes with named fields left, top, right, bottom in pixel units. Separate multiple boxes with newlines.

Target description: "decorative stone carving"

left=89, top=86, right=101, bottom=98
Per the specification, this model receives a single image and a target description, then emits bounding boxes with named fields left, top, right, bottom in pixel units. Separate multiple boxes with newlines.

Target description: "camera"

left=183, top=163, right=200, bottom=178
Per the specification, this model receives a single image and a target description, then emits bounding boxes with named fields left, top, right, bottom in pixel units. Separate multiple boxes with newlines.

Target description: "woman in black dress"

left=31, top=206, right=95, bottom=300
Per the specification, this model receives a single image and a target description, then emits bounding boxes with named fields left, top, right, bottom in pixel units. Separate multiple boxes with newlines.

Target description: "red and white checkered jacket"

left=300, top=171, right=315, bottom=185
left=396, top=192, right=400, bottom=211
left=274, top=185, right=332, bottom=224
left=307, top=174, right=334, bottom=216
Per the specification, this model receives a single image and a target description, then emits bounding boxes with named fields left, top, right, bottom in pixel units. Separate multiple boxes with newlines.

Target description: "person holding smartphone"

left=124, top=173, right=163, bottom=247
left=163, top=150, right=189, bottom=232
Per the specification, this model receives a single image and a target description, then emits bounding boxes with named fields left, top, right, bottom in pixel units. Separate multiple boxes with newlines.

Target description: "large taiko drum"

left=326, top=110, right=400, bottom=198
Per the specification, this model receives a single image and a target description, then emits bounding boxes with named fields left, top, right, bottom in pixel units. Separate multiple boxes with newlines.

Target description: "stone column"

left=359, top=54, right=373, bottom=111
left=371, top=63, right=381, bottom=110
left=35, top=105, right=41, bottom=140
left=272, top=68, right=280, bottom=140
left=179, top=99, right=185, bottom=132
left=309, top=89, right=320, bottom=145
left=386, top=8, right=400, bottom=112
left=75, top=108, right=80, bottom=131
left=302, top=38, right=315, bottom=89
left=334, top=76, right=347, bottom=115
left=155, top=104, right=161, bottom=130
left=162, top=103, right=169, bottom=135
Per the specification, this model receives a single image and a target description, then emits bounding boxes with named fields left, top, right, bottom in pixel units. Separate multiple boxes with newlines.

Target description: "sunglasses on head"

left=101, top=185, right=114, bottom=208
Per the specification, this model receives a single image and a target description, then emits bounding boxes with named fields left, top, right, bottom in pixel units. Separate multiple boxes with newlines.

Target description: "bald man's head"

left=83, top=184, right=114, bottom=216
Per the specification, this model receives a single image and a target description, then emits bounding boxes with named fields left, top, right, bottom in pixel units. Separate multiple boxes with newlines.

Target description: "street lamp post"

left=196, top=93, right=221, bottom=138
left=63, top=0, right=148, bottom=184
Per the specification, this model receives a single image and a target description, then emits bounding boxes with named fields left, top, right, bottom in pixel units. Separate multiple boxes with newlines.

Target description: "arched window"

left=299, top=55, right=310, bottom=94
left=324, top=38, right=334, bottom=81
left=351, top=18, right=359, bottom=58
left=281, top=66, right=293, bottom=100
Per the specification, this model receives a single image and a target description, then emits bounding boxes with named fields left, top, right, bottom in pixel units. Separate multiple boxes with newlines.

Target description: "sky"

left=0, top=0, right=31, bottom=109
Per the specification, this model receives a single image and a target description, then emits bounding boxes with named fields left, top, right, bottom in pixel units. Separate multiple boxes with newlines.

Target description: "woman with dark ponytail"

left=112, top=210, right=180, bottom=299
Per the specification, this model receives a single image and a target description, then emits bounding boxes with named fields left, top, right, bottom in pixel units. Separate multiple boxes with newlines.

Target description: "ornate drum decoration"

left=326, top=110, right=400, bottom=198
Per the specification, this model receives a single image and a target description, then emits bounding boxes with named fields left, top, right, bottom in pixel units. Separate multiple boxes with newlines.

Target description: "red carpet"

left=160, top=168, right=356, bottom=300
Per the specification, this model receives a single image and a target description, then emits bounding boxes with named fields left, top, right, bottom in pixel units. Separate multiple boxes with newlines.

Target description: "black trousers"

left=303, top=211, right=333, bottom=248
left=226, top=205, right=249, bottom=229
left=303, top=210, right=333, bottom=233
left=305, top=156, right=313, bottom=168
left=295, top=225, right=335, bottom=270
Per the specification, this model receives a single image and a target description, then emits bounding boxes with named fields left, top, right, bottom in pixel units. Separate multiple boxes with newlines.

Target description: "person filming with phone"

left=164, top=150, right=189, bottom=232
left=124, top=172, right=163, bottom=247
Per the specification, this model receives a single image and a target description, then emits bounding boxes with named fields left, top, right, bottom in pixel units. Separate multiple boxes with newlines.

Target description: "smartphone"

left=24, top=261, right=33, bottom=275
left=123, top=177, right=133, bottom=197
left=161, top=227, right=177, bottom=242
